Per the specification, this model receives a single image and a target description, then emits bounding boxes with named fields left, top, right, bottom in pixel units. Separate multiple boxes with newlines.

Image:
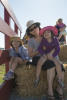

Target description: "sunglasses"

left=29, top=25, right=37, bottom=32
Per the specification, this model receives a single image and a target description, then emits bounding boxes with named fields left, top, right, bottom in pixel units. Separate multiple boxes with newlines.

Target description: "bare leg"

left=47, top=67, right=55, bottom=96
left=10, top=57, right=23, bottom=71
left=36, top=55, right=47, bottom=80
left=9, top=57, right=15, bottom=70
left=4, top=57, right=23, bottom=80
left=56, top=71, right=64, bottom=100
left=52, top=58, right=62, bottom=80
left=56, top=72, right=64, bottom=95
left=34, top=56, right=47, bottom=87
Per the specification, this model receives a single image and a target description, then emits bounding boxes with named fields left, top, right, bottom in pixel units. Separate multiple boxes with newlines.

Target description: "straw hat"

left=10, top=37, right=22, bottom=46
left=26, top=20, right=40, bottom=32
left=39, top=26, right=58, bottom=36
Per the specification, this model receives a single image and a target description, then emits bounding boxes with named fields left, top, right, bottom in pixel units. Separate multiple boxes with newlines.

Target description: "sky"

left=0, top=0, right=67, bottom=48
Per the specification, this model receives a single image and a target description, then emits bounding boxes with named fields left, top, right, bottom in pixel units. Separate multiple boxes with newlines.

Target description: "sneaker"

left=58, top=79, right=64, bottom=88
left=34, top=78, right=40, bottom=88
left=3, top=71, right=14, bottom=80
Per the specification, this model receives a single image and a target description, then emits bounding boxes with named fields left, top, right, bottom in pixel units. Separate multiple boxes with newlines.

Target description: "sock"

left=9, top=69, right=14, bottom=73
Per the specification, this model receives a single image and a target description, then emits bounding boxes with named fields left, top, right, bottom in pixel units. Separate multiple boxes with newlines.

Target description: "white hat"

left=26, top=20, right=40, bottom=31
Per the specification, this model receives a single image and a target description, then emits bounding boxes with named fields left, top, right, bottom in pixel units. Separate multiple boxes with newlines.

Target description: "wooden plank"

left=0, top=80, right=13, bottom=100
left=0, top=17, right=16, bottom=37
left=0, top=0, right=22, bottom=32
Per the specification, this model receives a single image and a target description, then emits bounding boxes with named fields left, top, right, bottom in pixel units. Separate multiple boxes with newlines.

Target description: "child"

left=4, top=37, right=29, bottom=80
left=57, top=18, right=63, bottom=25
left=58, top=24, right=67, bottom=44
left=55, top=18, right=64, bottom=35
left=34, top=26, right=64, bottom=88
left=55, top=18, right=64, bottom=30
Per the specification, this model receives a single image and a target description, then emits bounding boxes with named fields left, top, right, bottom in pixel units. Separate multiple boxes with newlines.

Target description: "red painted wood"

left=0, top=50, right=10, bottom=65
left=4, top=8, right=11, bottom=73
left=1, top=0, right=22, bottom=32
left=0, top=80, right=13, bottom=100
left=14, top=23, right=18, bottom=34
left=0, top=50, right=13, bottom=100
left=5, top=35, right=10, bottom=49
left=0, top=1, right=22, bottom=100
left=0, top=50, right=2, bottom=56
left=4, top=8, right=10, bottom=25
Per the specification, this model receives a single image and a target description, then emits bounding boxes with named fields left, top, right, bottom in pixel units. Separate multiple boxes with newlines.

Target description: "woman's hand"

left=28, top=47, right=39, bottom=57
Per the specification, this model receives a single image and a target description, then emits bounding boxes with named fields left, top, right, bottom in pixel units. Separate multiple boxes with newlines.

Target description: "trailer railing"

left=0, top=0, right=22, bottom=100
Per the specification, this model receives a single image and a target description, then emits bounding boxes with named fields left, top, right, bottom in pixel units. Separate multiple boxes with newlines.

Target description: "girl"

left=26, top=20, right=64, bottom=100
left=58, top=24, right=67, bottom=44
left=4, top=37, right=29, bottom=80
left=34, top=26, right=64, bottom=89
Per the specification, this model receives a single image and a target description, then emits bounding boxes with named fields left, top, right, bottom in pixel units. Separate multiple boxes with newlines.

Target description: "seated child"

left=55, top=18, right=64, bottom=32
left=34, top=26, right=64, bottom=88
left=3, top=37, right=30, bottom=80
left=58, top=24, right=67, bottom=44
left=55, top=18, right=67, bottom=44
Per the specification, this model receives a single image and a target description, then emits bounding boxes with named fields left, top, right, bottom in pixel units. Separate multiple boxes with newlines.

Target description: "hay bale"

left=59, top=45, right=67, bottom=62
left=15, top=63, right=67, bottom=97
left=15, top=65, right=47, bottom=96
left=64, top=64, right=67, bottom=88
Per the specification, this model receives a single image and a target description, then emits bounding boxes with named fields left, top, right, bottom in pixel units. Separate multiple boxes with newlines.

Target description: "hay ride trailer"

left=0, top=1, right=67, bottom=100
left=0, top=0, right=22, bottom=100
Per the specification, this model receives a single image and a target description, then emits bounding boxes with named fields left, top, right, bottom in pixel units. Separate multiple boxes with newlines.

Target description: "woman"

left=26, top=20, right=65, bottom=100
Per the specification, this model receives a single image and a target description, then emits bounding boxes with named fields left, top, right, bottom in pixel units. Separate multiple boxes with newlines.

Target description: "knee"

left=14, top=57, right=19, bottom=63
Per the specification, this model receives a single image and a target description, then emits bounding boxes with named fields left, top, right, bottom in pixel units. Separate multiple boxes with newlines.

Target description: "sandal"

left=58, top=79, right=64, bottom=88
left=59, top=94, right=65, bottom=100
left=34, top=78, right=40, bottom=88
left=47, top=95, right=55, bottom=100
left=55, top=89, right=65, bottom=100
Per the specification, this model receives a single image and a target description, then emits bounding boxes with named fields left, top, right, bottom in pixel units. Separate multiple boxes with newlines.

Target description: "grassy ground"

left=0, top=65, right=5, bottom=85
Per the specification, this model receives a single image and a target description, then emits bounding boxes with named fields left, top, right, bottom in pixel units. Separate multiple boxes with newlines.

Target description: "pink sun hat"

left=39, top=26, right=58, bottom=36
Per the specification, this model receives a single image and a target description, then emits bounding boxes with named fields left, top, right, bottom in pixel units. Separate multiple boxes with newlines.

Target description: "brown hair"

left=10, top=37, right=22, bottom=48
left=26, top=23, right=41, bottom=38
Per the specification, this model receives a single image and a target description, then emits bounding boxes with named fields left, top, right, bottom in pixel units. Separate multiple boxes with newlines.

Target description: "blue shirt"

left=9, top=46, right=29, bottom=60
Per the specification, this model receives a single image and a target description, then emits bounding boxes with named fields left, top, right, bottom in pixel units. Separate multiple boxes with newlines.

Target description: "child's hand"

left=43, top=54, right=47, bottom=59
left=23, top=60, right=27, bottom=63
left=50, top=49, right=55, bottom=55
left=42, top=46, right=46, bottom=50
left=47, top=53, right=53, bottom=60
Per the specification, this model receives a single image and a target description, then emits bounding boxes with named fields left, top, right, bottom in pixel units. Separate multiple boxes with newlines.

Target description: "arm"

left=28, top=39, right=39, bottom=57
left=47, top=38, right=60, bottom=59
left=52, top=38, right=60, bottom=57
left=64, top=34, right=66, bottom=44
left=28, top=47, right=39, bottom=57
left=47, top=49, right=55, bottom=60
left=38, top=38, right=45, bottom=55
left=58, top=33, right=63, bottom=40
left=50, top=49, right=55, bottom=55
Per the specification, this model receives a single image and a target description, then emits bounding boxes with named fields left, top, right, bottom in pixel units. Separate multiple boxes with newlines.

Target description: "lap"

left=10, top=57, right=23, bottom=64
left=27, top=56, right=65, bottom=72
left=32, top=56, right=56, bottom=70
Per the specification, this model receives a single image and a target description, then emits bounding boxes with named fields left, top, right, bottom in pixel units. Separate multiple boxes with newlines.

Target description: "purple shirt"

left=38, top=37, right=60, bottom=57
